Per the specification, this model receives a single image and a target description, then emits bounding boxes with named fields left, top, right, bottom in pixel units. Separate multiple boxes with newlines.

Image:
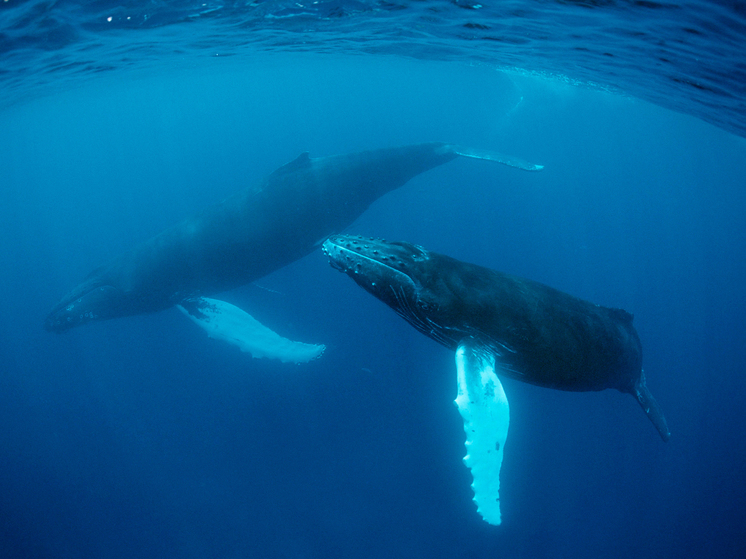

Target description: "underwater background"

left=1, top=1, right=745, bottom=558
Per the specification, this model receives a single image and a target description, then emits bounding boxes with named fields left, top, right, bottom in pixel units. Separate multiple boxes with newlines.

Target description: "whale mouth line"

left=44, top=284, right=121, bottom=332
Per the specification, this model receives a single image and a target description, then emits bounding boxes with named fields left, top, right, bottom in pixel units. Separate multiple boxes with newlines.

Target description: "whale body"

left=45, top=143, right=541, bottom=333
left=323, top=234, right=670, bottom=524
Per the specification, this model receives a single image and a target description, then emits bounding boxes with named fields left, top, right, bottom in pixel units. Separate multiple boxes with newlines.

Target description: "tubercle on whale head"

left=322, top=235, right=428, bottom=289
left=44, top=284, right=123, bottom=333
left=322, top=234, right=440, bottom=331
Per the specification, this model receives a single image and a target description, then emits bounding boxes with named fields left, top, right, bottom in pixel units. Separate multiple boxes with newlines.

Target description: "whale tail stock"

left=445, top=144, right=544, bottom=172
left=632, top=371, right=671, bottom=442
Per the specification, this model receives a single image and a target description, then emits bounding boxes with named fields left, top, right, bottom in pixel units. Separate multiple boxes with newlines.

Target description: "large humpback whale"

left=323, top=234, right=670, bottom=524
left=45, top=143, right=542, bottom=345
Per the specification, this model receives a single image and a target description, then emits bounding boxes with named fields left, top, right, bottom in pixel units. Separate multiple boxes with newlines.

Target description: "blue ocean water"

left=1, top=2, right=745, bottom=559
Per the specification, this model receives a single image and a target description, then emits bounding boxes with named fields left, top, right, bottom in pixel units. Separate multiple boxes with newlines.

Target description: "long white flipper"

left=178, top=297, right=325, bottom=364
left=447, top=144, right=544, bottom=171
left=454, top=341, right=510, bottom=525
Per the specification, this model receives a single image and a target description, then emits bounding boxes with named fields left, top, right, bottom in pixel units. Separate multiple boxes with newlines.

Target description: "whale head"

left=322, top=235, right=467, bottom=349
left=45, top=282, right=124, bottom=332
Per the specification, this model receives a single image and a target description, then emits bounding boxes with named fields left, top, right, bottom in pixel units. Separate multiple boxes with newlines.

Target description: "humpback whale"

left=323, top=234, right=670, bottom=524
left=45, top=143, right=542, bottom=357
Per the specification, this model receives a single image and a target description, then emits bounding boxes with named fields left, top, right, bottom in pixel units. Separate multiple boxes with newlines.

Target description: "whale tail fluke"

left=446, top=144, right=544, bottom=172
left=632, top=371, right=671, bottom=442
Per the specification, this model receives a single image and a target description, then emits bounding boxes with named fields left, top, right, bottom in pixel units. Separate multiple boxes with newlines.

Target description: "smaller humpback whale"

left=323, top=234, right=670, bottom=524
left=45, top=143, right=542, bottom=360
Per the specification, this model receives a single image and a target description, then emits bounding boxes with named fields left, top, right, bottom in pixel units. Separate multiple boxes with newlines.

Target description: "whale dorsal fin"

left=270, top=152, right=311, bottom=178
left=606, top=307, right=634, bottom=324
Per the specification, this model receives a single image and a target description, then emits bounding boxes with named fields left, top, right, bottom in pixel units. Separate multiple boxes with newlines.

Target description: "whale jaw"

left=45, top=285, right=123, bottom=332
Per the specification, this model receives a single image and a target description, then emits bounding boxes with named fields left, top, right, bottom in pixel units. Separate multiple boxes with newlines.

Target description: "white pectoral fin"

left=178, top=297, right=325, bottom=364
left=447, top=144, right=544, bottom=171
left=454, top=341, right=510, bottom=525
